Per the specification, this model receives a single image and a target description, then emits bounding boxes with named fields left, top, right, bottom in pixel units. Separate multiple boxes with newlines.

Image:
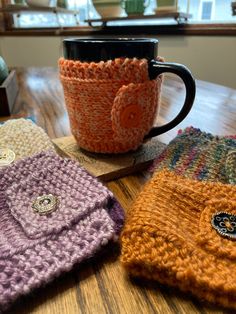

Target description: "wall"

left=0, top=35, right=235, bottom=89
left=157, top=36, right=236, bottom=89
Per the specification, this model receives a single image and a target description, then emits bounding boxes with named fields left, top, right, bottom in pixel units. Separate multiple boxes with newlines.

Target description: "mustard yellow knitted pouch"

left=121, top=169, right=236, bottom=309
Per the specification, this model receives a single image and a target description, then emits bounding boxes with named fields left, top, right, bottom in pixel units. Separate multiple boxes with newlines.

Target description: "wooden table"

left=3, top=68, right=236, bottom=314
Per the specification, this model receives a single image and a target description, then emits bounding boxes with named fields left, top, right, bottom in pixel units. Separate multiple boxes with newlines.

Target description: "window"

left=199, top=0, right=214, bottom=20
left=201, top=1, right=213, bottom=19
left=5, top=0, right=236, bottom=29
left=188, top=0, right=234, bottom=23
left=12, top=0, right=87, bottom=28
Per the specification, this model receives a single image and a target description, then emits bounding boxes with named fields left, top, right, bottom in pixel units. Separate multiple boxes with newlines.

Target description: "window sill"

left=0, top=23, right=235, bottom=36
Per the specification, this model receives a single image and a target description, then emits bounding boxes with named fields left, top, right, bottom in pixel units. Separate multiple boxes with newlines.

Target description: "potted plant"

left=92, top=0, right=124, bottom=18
left=57, top=0, right=67, bottom=9
left=156, top=0, right=178, bottom=11
left=121, top=0, right=150, bottom=16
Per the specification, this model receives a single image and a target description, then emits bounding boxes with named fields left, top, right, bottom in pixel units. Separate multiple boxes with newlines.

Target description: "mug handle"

left=145, top=60, right=196, bottom=139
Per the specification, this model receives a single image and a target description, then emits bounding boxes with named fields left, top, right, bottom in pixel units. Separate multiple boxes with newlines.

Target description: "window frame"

left=0, top=0, right=235, bottom=36
left=0, top=22, right=236, bottom=36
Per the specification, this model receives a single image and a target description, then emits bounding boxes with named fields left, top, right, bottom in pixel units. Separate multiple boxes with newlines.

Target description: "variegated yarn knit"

left=59, top=57, right=164, bottom=153
left=150, top=126, right=236, bottom=184
left=121, top=169, right=236, bottom=309
left=0, top=118, right=55, bottom=160
left=0, top=151, right=124, bottom=312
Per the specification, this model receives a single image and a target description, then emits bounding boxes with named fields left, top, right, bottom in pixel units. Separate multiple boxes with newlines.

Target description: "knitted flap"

left=5, top=155, right=113, bottom=239
left=197, top=198, right=236, bottom=260
left=111, top=79, right=161, bottom=144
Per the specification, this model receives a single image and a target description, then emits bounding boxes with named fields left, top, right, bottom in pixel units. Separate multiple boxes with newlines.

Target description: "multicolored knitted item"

left=121, top=169, right=236, bottom=309
left=0, top=151, right=124, bottom=312
left=59, top=57, right=163, bottom=153
left=150, top=126, right=236, bottom=184
left=0, top=118, right=55, bottom=162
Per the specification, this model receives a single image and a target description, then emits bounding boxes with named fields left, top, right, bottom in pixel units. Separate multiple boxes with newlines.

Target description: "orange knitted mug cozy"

left=59, top=57, right=163, bottom=153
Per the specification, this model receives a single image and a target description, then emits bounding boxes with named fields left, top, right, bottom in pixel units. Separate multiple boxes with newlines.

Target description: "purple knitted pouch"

left=0, top=151, right=124, bottom=312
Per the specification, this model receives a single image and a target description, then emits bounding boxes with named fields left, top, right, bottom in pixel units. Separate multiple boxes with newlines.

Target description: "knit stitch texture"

left=59, top=57, right=163, bottom=153
left=150, top=126, right=236, bottom=184
left=0, top=151, right=124, bottom=312
left=121, top=169, right=236, bottom=309
left=0, top=118, right=55, bottom=161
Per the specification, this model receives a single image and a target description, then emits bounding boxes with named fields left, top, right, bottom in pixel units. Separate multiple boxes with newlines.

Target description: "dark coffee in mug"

left=59, top=38, right=195, bottom=153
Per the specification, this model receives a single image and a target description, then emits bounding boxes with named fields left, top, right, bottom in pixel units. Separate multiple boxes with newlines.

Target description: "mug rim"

left=63, top=38, right=158, bottom=44
left=63, top=38, right=158, bottom=62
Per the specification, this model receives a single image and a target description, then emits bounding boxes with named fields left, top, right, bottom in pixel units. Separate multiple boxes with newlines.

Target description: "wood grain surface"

left=2, top=67, right=236, bottom=314
left=52, top=136, right=166, bottom=181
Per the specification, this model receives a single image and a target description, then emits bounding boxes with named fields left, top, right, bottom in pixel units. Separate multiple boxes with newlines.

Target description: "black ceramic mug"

left=60, top=38, right=196, bottom=153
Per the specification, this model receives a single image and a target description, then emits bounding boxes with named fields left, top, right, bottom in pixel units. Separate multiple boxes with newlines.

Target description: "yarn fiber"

left=0, top=151, right=124, bottom=312
left=59, top=57, right=163, bottom=153
left=0, top=118, right=55, bottom=160
left=150, top=126, right=236, bottom=184
left=121, top=169, right=236, bottom=309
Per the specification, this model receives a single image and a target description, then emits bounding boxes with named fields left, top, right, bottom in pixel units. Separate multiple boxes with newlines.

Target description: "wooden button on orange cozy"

left=120, top=104, right=142, bottom=128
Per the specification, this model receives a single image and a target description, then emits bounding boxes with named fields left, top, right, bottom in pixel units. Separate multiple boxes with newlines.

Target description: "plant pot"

left=25, top=0, right=57, bottom=7
left=156, top=0, right=177, bottom=11
left=57, top=0, right=67, bottom=9
left=121, top=0, right=150, bottom=16
left=92, top=0, right=124, bottom=18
